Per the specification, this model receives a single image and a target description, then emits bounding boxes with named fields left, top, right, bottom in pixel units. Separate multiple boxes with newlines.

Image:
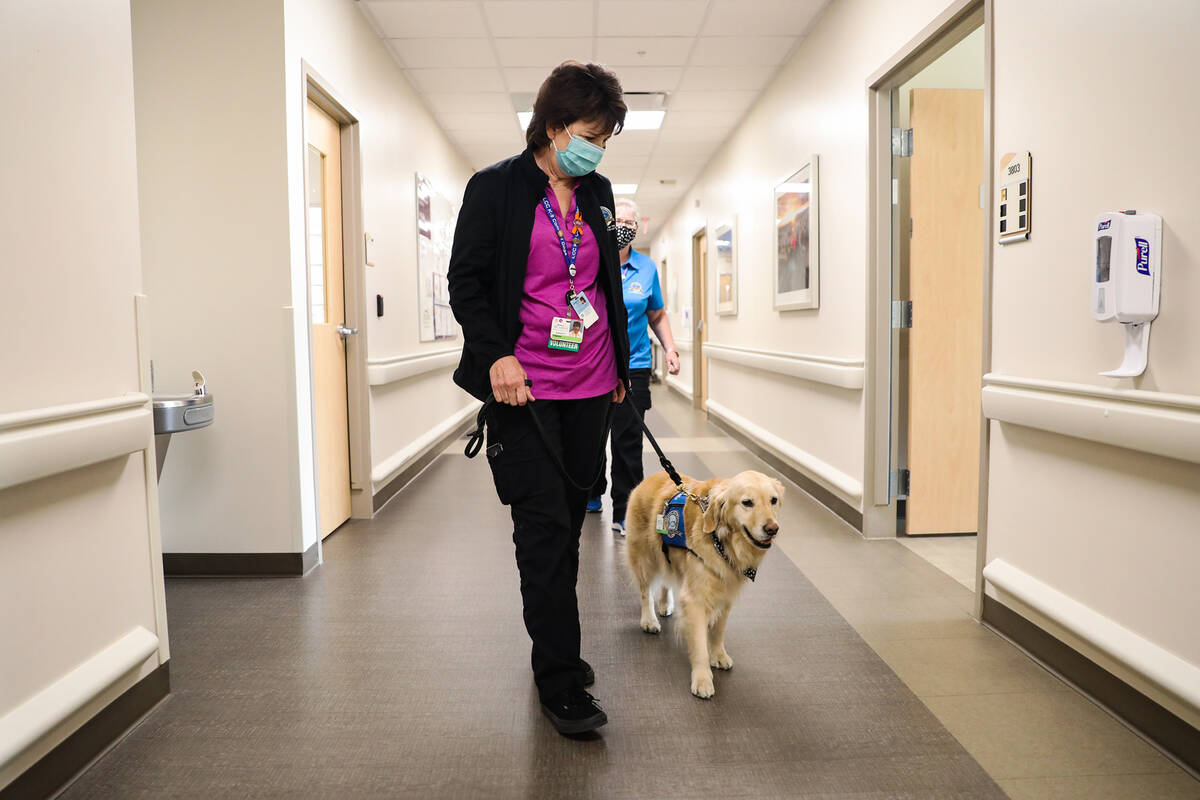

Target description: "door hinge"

left=891, top=128, right=913, bottom=157
left=890, top=468, right=910, bottom=499
left=891, top=300, right=913, bottom=329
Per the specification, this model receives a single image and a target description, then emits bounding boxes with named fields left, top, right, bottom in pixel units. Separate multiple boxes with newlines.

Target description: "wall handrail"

left=703, top=342, right=865, bottom=390
left=982, top=374, right=1200, bottom=466
left=367, top=348, right=461, bottom=386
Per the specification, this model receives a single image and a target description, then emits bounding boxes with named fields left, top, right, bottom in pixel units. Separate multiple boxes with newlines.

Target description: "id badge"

left=548, top=316, right=584, bottom=352
left=569, top=291, right=600, bottom=329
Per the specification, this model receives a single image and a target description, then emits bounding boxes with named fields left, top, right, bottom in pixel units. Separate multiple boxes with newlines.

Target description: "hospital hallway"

left=6, top=0, right=1200, bottom=797
left=46, top=388, right=1194, bottom=799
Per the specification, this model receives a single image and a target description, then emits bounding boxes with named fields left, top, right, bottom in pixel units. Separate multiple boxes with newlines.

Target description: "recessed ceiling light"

left=515, top=109, right=665, bottom=133
left=623, top=110, right=665, bottom=130
left=612, top=184, right=638, bottom=195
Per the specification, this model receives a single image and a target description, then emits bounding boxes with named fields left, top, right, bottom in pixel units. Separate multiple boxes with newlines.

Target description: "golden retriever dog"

left=625, top=470, right=783, bottom=699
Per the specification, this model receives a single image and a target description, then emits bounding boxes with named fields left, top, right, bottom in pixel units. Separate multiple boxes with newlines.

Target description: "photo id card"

left=569, top=291, right=600, bottom=329
left=548, top=316, right=584, bottom=352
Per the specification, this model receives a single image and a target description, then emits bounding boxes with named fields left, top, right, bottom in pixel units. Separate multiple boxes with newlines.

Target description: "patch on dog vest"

left=656, top=491, right=689, bottom=549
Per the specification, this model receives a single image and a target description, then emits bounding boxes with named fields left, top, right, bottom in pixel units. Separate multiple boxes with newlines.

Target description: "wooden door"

left=306, top=100, right=351, bottom=539
left=692, top=229, right=708, bottom=409
left=906, top=88, right=984, bottom=535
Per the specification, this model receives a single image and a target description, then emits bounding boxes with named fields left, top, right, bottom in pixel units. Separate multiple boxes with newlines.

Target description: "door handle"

left=696, top=319, right=704, bottom=333
left=337, top=324, right=358, bottom=339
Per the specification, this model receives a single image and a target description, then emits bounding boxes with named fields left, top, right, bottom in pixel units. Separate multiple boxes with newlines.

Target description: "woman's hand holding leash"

left=491, top=356, right=535, bottom=406
left=612, top=382, right=626, bottom=404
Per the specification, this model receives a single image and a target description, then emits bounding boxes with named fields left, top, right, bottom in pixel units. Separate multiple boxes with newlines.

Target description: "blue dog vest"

left=656, top=491, right=689, bottom=550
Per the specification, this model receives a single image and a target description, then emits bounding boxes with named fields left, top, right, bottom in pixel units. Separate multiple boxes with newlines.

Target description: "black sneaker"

left=580, top=659, right=594, bottom=687
left=540, top=688, right=608, bottom=735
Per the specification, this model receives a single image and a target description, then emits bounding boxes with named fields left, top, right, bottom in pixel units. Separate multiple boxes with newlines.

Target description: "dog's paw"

left=655, top=596, right=673, bottom=617
left=710, top=650, right=734, bottom=670
left=690, top=671, right=715, bottom=699
left=640, top=617, right=661, bottom=634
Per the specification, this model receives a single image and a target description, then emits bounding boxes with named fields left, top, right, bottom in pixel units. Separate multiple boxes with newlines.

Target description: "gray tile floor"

left=59, top=388, right=1199, bottom=799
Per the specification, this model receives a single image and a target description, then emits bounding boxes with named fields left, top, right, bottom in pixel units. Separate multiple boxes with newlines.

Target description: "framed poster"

left=711, top=216, right=737, bottom=317
left=774, top=156, right=819, bottom=310
left=416, top=172, right=458, bottom=341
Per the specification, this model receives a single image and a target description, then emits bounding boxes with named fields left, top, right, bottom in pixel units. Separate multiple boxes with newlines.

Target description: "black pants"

left=485, top=392, right=612, bottom=701
left=591, top=369, right=651, bottom=522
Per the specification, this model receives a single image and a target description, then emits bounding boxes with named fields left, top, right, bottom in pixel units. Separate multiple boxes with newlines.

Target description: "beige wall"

left=281, top=0, right=477, bottom=498
left=649, top=0, right=963, bottom=508
left=132, top=0, right=305, bottom=554
left=132, top=0, right=476, bottom=555
left=984, top=0, right=1200, bottom=724
left=0, top=0, right=167, bottom=786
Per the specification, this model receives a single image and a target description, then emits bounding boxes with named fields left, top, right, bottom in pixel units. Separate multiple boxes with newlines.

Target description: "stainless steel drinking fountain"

left=153, top=370, right=214, bottom=478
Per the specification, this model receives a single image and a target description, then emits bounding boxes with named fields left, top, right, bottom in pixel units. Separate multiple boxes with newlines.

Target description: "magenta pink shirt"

left=514, top=188, right=618, bottom=400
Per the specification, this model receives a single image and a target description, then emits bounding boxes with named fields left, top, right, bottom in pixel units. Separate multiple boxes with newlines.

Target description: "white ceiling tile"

left=607, top=66, right=684, bottom=92
left=493, top=37, right=593, bottom=68
left=597, top=152, right=650, bottom=169
left=504, top=67, right=557, bottom=93
left=700, top=0, right=829, bottom=36
left=688, top=36, right=796, bottom=67
left=660, top=110, right=738, bottom=130
left=483, top=2, right=594, bottom=37
left=602, top=166, right=646, bottom=184
left=424, top=92, right=514, bottom=114
left=595, top=37, right=694, bottom=66
left=655, top=126, right=727, bottom=143
left=605, top=129, right=660, bottom=156
left=676, top=65, right=775, bottom=92
left=407, top=68, right=507, bottom=93
left=666, top=91, right=757, bottom=112
left=386, top=38, right=499, bottom=68
left=364, top=1, right=488, bottom=38
left=597, top=1, right=707, bottom=37
left=438, top=112, right=523, bottom=132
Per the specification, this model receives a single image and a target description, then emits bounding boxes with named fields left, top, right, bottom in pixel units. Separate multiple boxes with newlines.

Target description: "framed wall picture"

left=774, top=156, right=819, bottom=310
left=416, top=172, right=458, bottom=341
left=711, top=216, right=737, bottom=316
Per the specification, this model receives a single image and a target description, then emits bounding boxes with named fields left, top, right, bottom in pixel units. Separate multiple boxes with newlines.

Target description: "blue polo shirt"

left=621, top=248, right=664, bottom=370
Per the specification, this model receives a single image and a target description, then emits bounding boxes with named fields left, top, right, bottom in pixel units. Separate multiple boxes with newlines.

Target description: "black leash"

left=465, top=378, right=699, bottom=505
left=464, top=379, right=616, bottom=493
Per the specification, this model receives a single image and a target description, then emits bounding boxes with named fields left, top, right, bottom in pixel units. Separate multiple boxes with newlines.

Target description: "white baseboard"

left=984, top=558, right=1200, bottom=724
left=0, top=627, right=159, bottom=773
left=705, top=399, right=863, bottom=504
left=370, top=403, right=479, bottom=488
left=665, top=374, right=692, bottom=398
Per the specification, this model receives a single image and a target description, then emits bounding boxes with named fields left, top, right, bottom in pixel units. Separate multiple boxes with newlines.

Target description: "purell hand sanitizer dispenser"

left=1092, top=211, right=1162, bottom=377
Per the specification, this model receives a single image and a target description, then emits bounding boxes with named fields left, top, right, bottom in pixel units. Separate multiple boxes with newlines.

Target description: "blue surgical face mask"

left=552, top=126, right=605, bottom=176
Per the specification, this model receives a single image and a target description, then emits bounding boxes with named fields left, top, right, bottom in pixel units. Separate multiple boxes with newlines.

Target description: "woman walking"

left=448, top=61, right=629, bottom=736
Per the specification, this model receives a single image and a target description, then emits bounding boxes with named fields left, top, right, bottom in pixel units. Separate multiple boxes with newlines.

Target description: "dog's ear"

left=701, top=483, right=727, bottom=534
left=772, top=478, right=785, bottom=501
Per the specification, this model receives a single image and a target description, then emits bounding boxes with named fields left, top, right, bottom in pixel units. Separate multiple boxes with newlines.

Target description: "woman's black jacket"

left=447, top=146, right=631, bottom=401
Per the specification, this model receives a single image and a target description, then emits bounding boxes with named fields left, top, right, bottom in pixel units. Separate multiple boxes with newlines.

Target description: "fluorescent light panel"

left=612, top=184, right=638, bottom=195
left=515, top=109, right=664, bottom=132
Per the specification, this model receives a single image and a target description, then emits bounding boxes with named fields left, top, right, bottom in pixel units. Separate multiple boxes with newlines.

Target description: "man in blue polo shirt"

left=588, top=198, right=681, bottom=534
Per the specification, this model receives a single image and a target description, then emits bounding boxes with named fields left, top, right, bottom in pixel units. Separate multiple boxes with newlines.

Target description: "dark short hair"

left=525, top=61, right=626, bottom=150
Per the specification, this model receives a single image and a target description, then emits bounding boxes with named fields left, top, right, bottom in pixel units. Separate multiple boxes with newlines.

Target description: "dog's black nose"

left=764, top=521, right=779, bottom=536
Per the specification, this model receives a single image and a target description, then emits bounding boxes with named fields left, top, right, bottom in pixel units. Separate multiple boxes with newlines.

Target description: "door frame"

left=301, top=63, right=373, bottom=527
left=862, top=0, right=993, bottom=614
left=690, top=224, right=708, bottom=409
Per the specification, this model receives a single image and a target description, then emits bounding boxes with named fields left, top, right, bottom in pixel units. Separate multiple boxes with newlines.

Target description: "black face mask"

left=615, top=224, right=637, bottom=249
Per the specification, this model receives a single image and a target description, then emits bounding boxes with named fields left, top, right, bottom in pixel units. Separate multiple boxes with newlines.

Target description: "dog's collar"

left=710, top=531, right=757, bottom=582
